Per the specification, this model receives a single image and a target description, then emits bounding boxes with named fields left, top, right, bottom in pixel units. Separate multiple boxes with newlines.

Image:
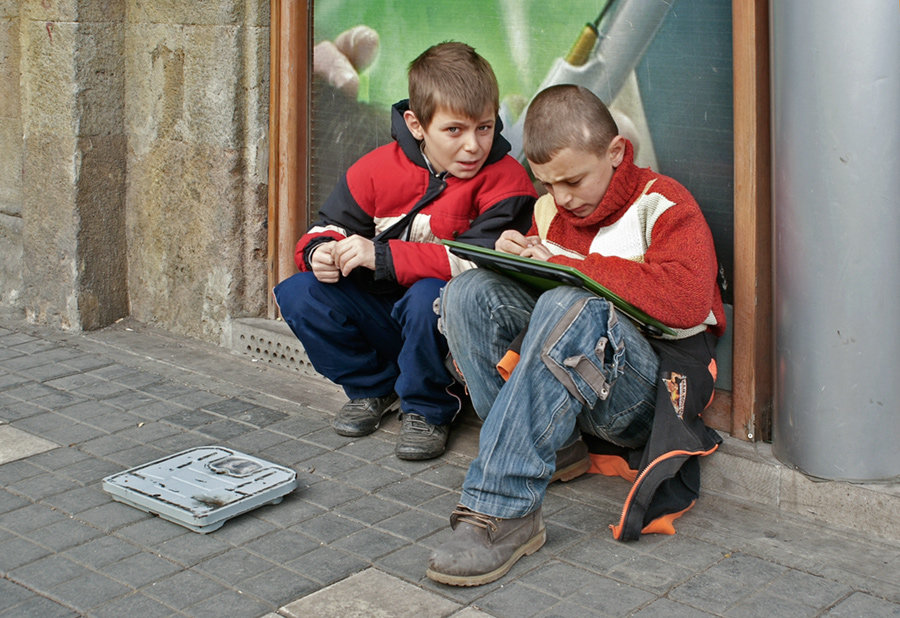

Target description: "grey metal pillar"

left=771, top=0, right=900, bottom=480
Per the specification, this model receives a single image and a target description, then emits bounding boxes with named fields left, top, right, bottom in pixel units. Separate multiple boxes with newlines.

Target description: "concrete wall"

left=0, top=0, right=269, bottom=344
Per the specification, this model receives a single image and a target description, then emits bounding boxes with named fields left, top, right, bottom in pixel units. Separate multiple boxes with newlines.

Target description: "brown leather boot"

left=426, top=505, right=545, bottom=586
left=550, top=439, right=591, bottom=483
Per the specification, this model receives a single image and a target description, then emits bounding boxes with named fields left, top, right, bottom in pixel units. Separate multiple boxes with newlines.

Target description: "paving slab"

left=0, top=424, right=58, bottom=465
left=279, top=568, right=464, bottom=618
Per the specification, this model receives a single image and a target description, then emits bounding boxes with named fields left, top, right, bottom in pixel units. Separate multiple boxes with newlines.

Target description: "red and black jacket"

left=295, top=100, right=537, bottom=287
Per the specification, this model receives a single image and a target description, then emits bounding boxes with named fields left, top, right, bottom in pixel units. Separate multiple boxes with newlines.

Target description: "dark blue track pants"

left=273, top=273, right=460, bottom=425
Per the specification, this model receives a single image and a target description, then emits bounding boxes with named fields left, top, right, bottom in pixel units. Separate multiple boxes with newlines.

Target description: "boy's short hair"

left=523, top=85, right=619, bottom=165
left=408, top=42, right=499, bottom=129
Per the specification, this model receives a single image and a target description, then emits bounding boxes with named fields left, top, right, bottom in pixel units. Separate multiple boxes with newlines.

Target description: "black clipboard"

left=443, top=239, right=675, bottom=336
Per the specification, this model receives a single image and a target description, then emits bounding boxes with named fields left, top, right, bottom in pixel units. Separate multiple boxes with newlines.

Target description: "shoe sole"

left=550, top=456, right=591, bottom=483
left=425, top=527, right=546, bottom=587
left=332, top=425, right=377, bottom=438
left=394, top=446, right=446, bottom=461
left=332, top=398, right=400, bottom=437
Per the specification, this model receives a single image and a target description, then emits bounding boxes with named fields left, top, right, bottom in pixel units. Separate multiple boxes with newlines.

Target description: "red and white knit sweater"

left=532, top=141, right=725, bottom=339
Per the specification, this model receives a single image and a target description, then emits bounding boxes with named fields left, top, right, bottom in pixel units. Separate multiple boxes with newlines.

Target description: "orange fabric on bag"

left=496, top=350, right=520, bottom=381
left=587, top=453, right=638, bottom=483
left=639, top=501, right=696, bottom=536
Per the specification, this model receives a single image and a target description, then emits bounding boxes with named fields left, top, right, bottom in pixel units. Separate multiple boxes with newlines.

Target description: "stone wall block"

left=0, top=118, right=22, bottom=216
left=125, top=22, right=241, bottom=150
left=236, top=22, right=270, bottom=320
left=0, top=13, right=20, bottom=118
left=21, top=0, right=123, bottom=22
left=128, top=0, right=242, bottom=27
left=124, top=8, right=265, bottom=341
left=123, top=22, right=184, bottom=155
left=20, top=9, right=127, bottom=331
left=183, top=24, right=242, bottom=148
left=0, top=3, right=22, bottom=316
left=0, top=8, right=21, bottom=214
left=78, top=0, right=125, bottom=23
left=21, top=19, right=77, bottom=137
left=20, top=8, right=80, bottom=328
left=76, top=134, right=128, bottom=330
left=8, top=1, right=271, bottom=339
left=126, top=140, right=244, bottom=340
left=242, top=24, right=270, bottom=149
left=22, top=133, right=80, bottom=329
left=0, top=212, right=23, bottom=315
left=20, top=0, right=76, bottom=21
left=75, top=22, right=125, bottom=136
left=249, top=0, right=270, bottom=28
left=0, top=2, right=19, bottom=18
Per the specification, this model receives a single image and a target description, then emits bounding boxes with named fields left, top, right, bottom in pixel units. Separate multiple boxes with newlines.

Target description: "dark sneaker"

left=426, top=505, right=546, bottom=586
left=332, top=394, right=398, bottom=437
left=550, top=439, right=590, bottom=483
left=395, top=413, right=449, bottom=460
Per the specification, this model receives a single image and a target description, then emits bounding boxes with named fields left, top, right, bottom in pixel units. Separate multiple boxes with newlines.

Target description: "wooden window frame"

left=267, top=0, right=309, bottom=316
left=267, top=0, right=772, bottom=441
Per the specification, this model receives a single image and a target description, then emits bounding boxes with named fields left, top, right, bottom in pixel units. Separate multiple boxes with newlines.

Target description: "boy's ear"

left=404, top=110, right=425, bottom=140
left=608, top=135, right=626, bottom=167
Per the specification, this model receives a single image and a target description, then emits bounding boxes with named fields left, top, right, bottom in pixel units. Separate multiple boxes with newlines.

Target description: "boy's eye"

left=477, top=125, right=493, bottom=133
left=446, top=127, right=460, bottom=134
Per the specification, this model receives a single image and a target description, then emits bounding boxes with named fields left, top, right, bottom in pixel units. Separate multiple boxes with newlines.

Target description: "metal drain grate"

left=231, top=318, right=320, bottom=378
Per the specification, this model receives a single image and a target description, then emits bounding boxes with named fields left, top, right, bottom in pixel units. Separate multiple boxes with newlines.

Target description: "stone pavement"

left=0, top=317, right=898, bottom=618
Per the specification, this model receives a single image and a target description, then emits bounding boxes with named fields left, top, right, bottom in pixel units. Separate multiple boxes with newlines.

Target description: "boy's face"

left=529, top=136, right=626, bottom=218
left=404, top=105, right=495, bottom=179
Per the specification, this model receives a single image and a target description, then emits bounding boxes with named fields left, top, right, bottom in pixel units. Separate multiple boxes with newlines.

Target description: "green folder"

left=443, top=239, right=675, bottom=337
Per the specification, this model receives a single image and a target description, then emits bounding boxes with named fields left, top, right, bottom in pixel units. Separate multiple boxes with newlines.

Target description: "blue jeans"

left=274, top=273, right=460, bottom=425
left=440, top=269, right=660, bottom=518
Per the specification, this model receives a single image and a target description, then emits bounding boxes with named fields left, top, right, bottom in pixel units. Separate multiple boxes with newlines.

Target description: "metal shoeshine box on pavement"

left=102, top=446, right=298, bottom=533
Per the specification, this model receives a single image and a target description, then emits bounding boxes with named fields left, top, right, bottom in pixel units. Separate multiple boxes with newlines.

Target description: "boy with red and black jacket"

left=274, top=42, right=536, bottom=461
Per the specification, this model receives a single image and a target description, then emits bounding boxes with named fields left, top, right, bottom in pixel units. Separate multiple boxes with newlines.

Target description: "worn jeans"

left=440, top=269, right=660, bottom=518
left=274, top=272, right=460, bottom=425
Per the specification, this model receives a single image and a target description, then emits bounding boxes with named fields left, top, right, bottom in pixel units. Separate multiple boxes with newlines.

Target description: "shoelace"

left=451, top=505, right=498, bottom=533
left=401, top=413, right=434, bottom=434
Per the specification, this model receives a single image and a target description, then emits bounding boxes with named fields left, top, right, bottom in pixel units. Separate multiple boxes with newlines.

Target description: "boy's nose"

left=462, top=131, right=479, bottom=152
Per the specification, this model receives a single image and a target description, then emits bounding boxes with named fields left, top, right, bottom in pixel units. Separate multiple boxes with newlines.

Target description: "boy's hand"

left=520, top=243, right=552, bottom=262
left=310, top=242, right=341, bottom=283
left=332, top=235, right=376, bottom=276
left=495, top=230, right=541, bottom=256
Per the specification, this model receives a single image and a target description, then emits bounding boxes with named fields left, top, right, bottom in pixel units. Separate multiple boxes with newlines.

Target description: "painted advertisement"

left=311, top=0, right=734, bottom=302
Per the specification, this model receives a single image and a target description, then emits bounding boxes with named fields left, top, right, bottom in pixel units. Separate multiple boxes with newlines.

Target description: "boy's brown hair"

left=407, top=42, right=499, bottom=129
left=523, top=84, right=619, bottom=164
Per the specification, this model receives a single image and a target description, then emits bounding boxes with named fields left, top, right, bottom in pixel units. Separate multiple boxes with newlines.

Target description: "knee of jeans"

left=537, top=295, right=617, bottom=409
left=441, top=270, right=485, bottom=323
left=534, top=285, right=596, bottom=317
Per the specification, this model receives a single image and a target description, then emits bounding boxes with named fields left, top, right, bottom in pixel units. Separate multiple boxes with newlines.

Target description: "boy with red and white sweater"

left=429, top=84, right=725, bottom=586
